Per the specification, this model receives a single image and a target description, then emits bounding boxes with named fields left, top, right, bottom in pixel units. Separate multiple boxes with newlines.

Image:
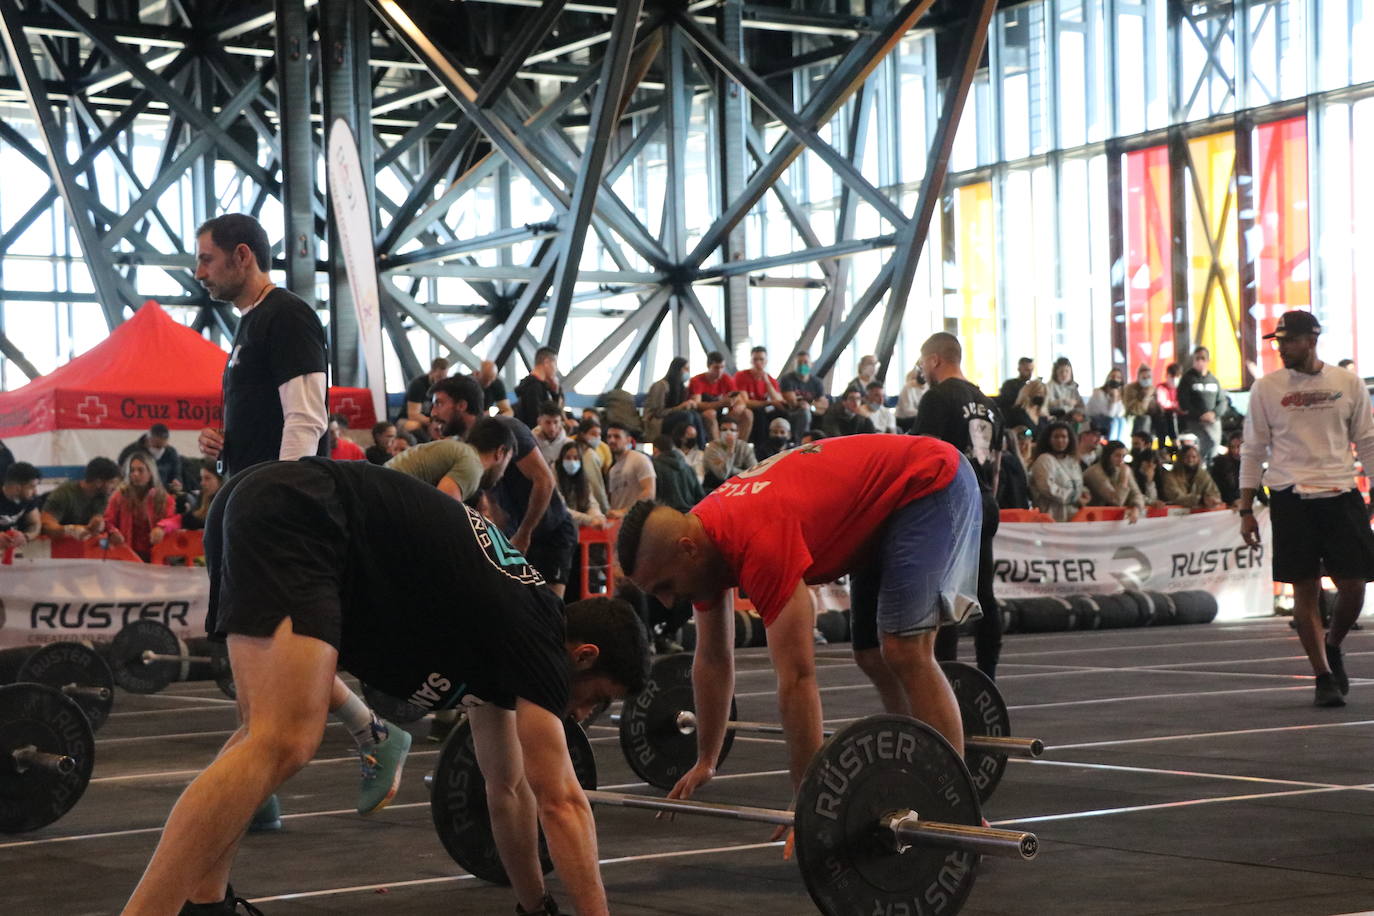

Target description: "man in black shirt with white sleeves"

left=191, top=213, right=410, bottom=829
left=912, top=332, right=1005, bottom=680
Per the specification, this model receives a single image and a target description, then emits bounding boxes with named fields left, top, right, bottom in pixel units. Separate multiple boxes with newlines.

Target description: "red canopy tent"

left=0, top=301, right=377, bottom=471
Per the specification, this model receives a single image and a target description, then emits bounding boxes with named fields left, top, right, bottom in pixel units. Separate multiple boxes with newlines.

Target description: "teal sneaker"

left=247, top=794, right=281, bottom=833
left=357, top=722, right=411, bottom=815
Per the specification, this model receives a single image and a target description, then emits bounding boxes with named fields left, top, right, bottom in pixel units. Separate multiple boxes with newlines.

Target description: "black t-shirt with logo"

left=0, top=490, right=36, bottom=532
left=912, top=378, right=1005, bottom=505
left=221, top=288, right=328, bottom=477
left=269, top=458, right=568, bottom=715
left=488, top=415, right=576, bottom=548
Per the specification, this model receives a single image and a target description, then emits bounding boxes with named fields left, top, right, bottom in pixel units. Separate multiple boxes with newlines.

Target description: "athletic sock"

left=335, top=691, right=388, bottom=750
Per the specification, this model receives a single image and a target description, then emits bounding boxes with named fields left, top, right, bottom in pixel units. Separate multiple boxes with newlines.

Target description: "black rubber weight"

left=1017, top=596, right=1076, bottom=632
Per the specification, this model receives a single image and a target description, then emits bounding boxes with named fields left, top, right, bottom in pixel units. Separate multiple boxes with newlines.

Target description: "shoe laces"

left=359, top=750, right=379, bottom=781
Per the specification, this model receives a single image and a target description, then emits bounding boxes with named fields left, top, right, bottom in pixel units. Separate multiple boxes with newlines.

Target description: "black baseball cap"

left=1262, top=310, right=1320, bottom=340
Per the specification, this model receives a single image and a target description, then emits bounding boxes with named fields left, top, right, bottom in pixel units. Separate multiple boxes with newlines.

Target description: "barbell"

left=428, top=713, right=1035, bottom=914
left=613, top=655, right=1041, bottom=803
left=0, top=641, right=115, bottom=731
left=0, top=682, right=96, bottom=833
left=107, top=620, right=236, bottom=698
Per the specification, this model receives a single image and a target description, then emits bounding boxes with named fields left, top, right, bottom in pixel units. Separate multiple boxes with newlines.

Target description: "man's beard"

left=480, top=464, right=505, bottom=489
left=442, top=414, right=469, bottom=438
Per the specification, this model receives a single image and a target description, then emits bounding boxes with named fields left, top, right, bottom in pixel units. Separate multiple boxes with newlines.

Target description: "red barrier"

left=151, top=529, right=205, bottom=566
left=577, top=524, right=618, bottom=599
left=81, top=537, right=144, bottom=563
left=1071, top=506, right=1128, bottom=522
left=1000, top=509, right=1055, bottom=523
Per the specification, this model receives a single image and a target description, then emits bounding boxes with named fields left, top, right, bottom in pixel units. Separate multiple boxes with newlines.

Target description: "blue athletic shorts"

left=850, top=458, right=983, bottom=651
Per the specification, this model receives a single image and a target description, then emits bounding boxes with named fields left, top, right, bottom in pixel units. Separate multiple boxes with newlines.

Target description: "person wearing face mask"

left=702, top=417, right=757, bottom=491
left=643, top=356, right=705, bottom=444
left=757, top=416, right=794, bottom=461
left=1178, top=346, right=1227, bottom=458
left=577, top=419, right=613, bottom=484
left=1004, top=378, right=1050, bottom=438
left=778, top=350, right=829, bottom=435
left=1086, top=369, right=1128, bottom=442
left=1160, top=443, right=1224, bottom=509
left=1123, top=364, right=1158, bottom=441
left=556, top=441, right=608, bottom=527
left=862, top=381, right=897, bottom=434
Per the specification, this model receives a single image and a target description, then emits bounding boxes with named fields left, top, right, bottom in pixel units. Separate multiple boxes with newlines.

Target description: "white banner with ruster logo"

left=992, top=509, right=1273, bottom=619
left=0, top=560, right=209, bottom=649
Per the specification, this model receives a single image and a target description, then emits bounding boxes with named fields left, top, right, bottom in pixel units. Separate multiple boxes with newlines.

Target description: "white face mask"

left=585, top=435, right=601, bottom=450
left=562, top=459, right=582, bottom=476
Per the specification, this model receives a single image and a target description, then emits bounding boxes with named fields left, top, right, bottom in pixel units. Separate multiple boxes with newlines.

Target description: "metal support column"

left=716, top=0, right=750, bottom=356
left=274, top=0, right=316, bottom=302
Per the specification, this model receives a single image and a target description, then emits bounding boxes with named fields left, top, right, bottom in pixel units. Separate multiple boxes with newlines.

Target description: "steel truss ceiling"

left=0, top=0, right=995, bottom=389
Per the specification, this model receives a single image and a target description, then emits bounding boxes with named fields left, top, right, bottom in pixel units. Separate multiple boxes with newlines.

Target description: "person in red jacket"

left=104, top=451, right=180, bottom=561
left=328, top=413, right=367, bottom=461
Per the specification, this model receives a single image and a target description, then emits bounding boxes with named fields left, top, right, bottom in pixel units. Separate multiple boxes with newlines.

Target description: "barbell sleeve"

left=11, top=744, right=77, bottom=776
left=61, top=684, right=112, bottom=702
left=583, top=790, right=1037, bottom=860
left=141, top=650, right=214, bottom=666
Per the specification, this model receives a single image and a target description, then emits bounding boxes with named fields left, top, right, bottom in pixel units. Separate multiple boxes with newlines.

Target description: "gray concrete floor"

left=6, top=617, right=1374, bottom=914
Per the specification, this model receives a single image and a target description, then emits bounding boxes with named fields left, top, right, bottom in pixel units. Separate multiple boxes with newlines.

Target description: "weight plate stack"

left=1016, top=596, right=1076, bottom=632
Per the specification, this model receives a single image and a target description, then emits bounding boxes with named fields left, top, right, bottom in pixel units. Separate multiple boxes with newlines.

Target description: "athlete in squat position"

left=616, top=434, right=981, bottom=800
left=123, top=459, right=650, bottom=916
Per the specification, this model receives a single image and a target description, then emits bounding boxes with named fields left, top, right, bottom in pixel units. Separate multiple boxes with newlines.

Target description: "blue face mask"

left=562, top=458, right=582, bottom=476
left=797, top=363, right=811, bottom=378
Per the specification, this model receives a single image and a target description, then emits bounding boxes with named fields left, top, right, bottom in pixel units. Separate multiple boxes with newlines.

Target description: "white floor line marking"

left=107, top=705, right=238, bottom=718
left=991, top=783, right=1374, bottom=826
left=1007, top=684, right=1313, bottom=710
left=90, top=748, right=443, bottom=783
left=1023, top=757, right=1349, bottom=789
left=248, top=841, right=786, bottom=903
left=993, top=632, right=1333, bottom=659
left=113, top=693, right=237, bottom=707
left=1054, top=718, right=1374, bottom=750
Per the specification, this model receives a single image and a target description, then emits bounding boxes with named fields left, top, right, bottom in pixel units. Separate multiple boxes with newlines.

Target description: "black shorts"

left=1270, top=487, right=1374, bottom=584
left=526, top=539, right=574, bottom=586
left=204, top=462, right=348, bottom=649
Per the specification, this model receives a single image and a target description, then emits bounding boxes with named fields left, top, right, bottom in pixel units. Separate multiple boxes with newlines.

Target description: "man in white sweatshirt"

left=1239, top=310, right=1374, bottom=708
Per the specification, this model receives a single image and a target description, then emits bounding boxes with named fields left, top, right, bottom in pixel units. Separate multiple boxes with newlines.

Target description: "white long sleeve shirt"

left=278, top=371, right=329, bottom=461
left=1239, top=363, right=1374, bottom=492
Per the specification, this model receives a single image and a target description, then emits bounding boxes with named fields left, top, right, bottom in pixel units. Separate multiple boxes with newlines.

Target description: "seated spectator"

left=181, top=465, right=223, bottom=531
left=651, top=434, right=705, bottom=512
left=477, top=359, right=514, bottom=416
left=104, top=452, right=180, bottom=561
left=689, top=350, right=753, bottom=441
left=555, top=441, right=608, bottom=527
left=702, top=417, right=757, bottom=490
left=800, top=429, right=827, bottom=445
left=400, top=357, right=448, bottom=439
left=1123, top=363, right=1157, bottom=439
left=1160, top=443, right=1224, bottom=509
left=0, top=461, right=42, bottom=549
left=1085, top=369, right=1128, bottom=442
left=757, top=416, right=793, bottom=461
left=1209, top=429, right=1244, bottom=506
left=1083, top=440, right=1145, bottom=520
left=40, top=457, right=121, bottom=539
left=778, top=350, right=829, bottom=435
left=1153, top=362, right=1183, bottom=455
left=734, top=345, right=787, bottom=445
left=1029, top=421, right=1089, bottom=522
left=1129, top=430, right=1153, bottom=463
left=514, top=346, right=564, bottom=428
left=327, top=413, right=366, bottom=460
left=577, top=418, right=613, bottom=481
left=1004, top=378, right=1050, bottom=438
left=1046, top=357, right=1086, bottom=422
left=580, top=406, right=602, bottom=425
left=643, top=356, right=705, bottom=444
left=844, top=353, right=879, bottom=396
left=821, top=388, right=877, bottom=436
left=673, top=421, right=706, bottom=482
left=119, top=423, right=183, bottom=499
left=1076, top=427, right=1104, bottom=469
left=533, top=403, right=571, bottom=466
left=1131, top=448, right=1167, bottom=509
left=605, top=421, right=656, bottom=518
left=364, top=422, right=396, bottom=465
left=997, top=428, right=1033, bottom=510
left=862, top=381, right=897, bottom=434
left=997, top=357, right=1034, bottom=412
left=387, top=430, right=414, bottom=457
left=896, top=364, right=927, bottom=432
left=570, top=429, right=611, bottom=514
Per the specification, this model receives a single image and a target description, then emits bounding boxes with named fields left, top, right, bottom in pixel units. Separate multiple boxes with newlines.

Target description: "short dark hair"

left=329, top=413, right=349, bottom=428
left=706, top=351, right=725, bottom=366
left=606, top=420, right=638, bottom=440
left=4, top=461, right=40, bottom=485
left=750, top=346, right=767, bottom=356
left=718, top=417, right=738, bottom=430
left=534, top=346, right=558, bottom=365
left=430, top=374, right=484, bottom=415
left=1165, top=362, right=1181, bottom=376
left=1036, top=421, right=1075, bottom=458
left=801, top=430, right=827, bottom=442
left=85, top=457, right=121, bottom=482
left=921, top=332, right=962, bottom=363
left=196, top=213, right=270, bottom=272
left=564, top=597, right=652, bottom=696
left=1135, top=448, right=1159, bottom=466
left=149, top=423, right=170, bottom=438
left=430, top=357, right=449, bottom=372
left=372, top=421, right=393, bottom=437
left=615, top=499, right=658, bottom=577
left=1192, top=347, right=1210, bottom=359
left=1338, top=358, right=1355, bottom=369
left=468, top=416, right=516, bottom=455
left=1018, top=356, right=1034, bottom=366
left=1226, top=430, right=1244, bottom=444
left=651, top=434, right=675, bottom=453
left=538, top=403, right=564, bottom=420
left=865, top=381, right=885, bottom=392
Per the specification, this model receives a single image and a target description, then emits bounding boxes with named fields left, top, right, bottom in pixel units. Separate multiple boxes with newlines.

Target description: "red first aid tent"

left=0, top=301, right=378, bottom=471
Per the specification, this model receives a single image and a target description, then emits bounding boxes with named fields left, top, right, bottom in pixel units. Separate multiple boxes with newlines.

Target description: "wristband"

left=1237, top=509, right=1253, bottom=516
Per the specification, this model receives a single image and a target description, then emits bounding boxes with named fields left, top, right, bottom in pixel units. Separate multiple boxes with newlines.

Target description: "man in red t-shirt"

left=617, top=434, right=982, bottom=798
left=688, top=350, right=753, bottom=442
left=733, top=346, right=786, bottom=446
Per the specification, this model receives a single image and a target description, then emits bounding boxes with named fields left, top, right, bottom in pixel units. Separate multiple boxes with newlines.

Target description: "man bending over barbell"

left=616, top=433, right=980, bottom=801
left=122, top=458, right=650, bottom=916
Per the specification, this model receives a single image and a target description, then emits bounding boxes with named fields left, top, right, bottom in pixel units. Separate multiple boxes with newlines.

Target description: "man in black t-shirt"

left=515, top=346, right=564, bottom=428
left=778, top=349, right=829, bottom=435
left=912, top=332, right=1005, bottom=679
left=430, top=375, right=578, bottom=595
left=194, top=214, right=328, bottom=478
left=479, top=359, right=514, bottom=415
left=0, top=461, right=41, bottom=549
left=400, top=357, right=449, bottom=439
left=124, top=458, right=650, bottom=916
